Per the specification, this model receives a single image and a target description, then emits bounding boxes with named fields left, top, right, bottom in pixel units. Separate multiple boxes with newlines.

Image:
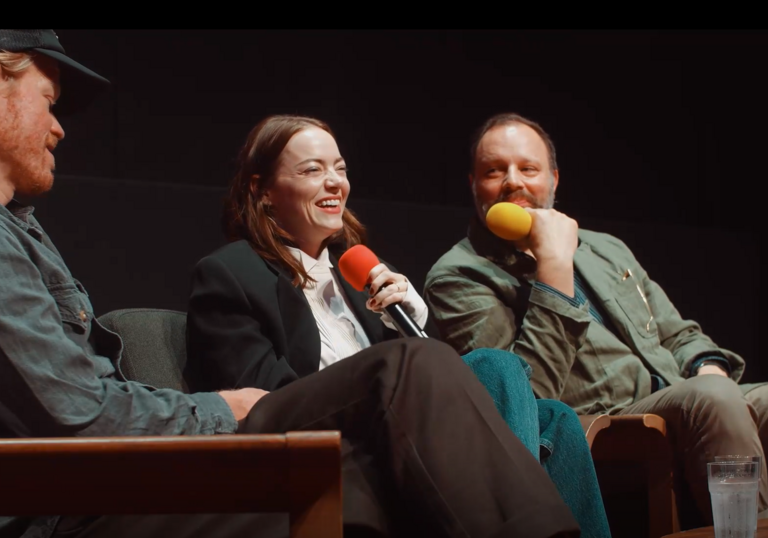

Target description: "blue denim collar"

left=1, top=200, right=42, bottom=239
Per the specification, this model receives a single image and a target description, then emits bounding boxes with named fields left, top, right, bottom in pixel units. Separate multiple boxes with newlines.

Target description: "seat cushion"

left=98, top=308, right=188, bottom=392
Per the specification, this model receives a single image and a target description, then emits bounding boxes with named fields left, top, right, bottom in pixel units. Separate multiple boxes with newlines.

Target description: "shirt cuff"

left=690, top=355, right=732, bottom=377
left=188, top=392, right=239, bottom=434
left=380, top=280, right=429, bottom=330
left=533, top=281, right=583, bottom=310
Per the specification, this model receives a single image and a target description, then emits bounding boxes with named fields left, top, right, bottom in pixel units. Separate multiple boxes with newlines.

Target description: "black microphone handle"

left=383, top=303, right=428, bottom=338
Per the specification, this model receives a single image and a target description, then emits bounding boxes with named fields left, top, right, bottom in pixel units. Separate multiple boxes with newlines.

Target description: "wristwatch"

left=693, top=359, right=728, bottom=376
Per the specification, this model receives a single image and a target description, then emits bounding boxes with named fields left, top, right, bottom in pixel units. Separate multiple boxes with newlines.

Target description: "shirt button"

left=79, top=310, right=88, bottom=322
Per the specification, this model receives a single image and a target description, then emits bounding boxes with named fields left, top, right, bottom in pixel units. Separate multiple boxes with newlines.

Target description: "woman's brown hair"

left=223, top=115, right=366, bottom=288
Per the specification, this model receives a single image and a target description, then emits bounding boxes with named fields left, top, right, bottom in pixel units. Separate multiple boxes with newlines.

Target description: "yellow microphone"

left=486, top=202, right=532, bottom=241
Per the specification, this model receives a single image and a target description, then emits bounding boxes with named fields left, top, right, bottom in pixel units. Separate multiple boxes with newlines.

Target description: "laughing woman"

left=184, top=114, right=611, bottom=538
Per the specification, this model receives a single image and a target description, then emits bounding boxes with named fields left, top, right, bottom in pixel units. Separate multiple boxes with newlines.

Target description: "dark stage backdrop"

left=30, top=29, right=765, bottom=381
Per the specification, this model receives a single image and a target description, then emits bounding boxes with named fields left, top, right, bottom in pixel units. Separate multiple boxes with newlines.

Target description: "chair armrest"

left=587, top=414, right=675, bottom=537
left=0, top=431, right=341, bottom=517
left=608, top=413, right=666, bottom=436
left=589, top=414, right=668, bottom=460
left=579, top=414, right=612, bottom=449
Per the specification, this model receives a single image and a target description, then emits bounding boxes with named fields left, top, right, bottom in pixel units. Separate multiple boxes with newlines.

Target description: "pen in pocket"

left=622, top=268, right=654, bottom=333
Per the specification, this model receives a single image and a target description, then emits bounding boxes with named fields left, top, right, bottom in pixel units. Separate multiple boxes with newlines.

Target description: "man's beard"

left=9, top=158, right=54, bottom=197
left=480, top=182, right=555, bottom=215
left=0, top=130, right=58, bottom=199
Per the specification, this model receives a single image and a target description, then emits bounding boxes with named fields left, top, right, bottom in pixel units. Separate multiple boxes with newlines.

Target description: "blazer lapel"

left=268, top=260, right=322, bottom=377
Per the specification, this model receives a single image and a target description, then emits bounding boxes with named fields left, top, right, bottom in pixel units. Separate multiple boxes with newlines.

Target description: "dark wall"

left=53, top=30, right=766, bottom=231
left=30, top=30, right=765, bottom=380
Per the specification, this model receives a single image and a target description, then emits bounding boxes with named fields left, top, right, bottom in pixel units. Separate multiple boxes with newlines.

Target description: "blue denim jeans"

left=462, top=348, right=612, bottom=538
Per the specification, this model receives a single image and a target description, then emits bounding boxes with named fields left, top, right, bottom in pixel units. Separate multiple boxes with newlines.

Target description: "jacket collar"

left=1, top=200, right=43, bottom=240
left=285, top=245, right=334, bottom=274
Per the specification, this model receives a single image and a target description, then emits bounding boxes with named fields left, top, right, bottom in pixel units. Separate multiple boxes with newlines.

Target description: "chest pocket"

left=613, top=270, right=659, bottom=341
left=47, top=280, right=94, bottom=335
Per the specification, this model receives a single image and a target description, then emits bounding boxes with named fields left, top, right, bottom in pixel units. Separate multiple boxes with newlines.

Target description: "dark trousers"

left=55, top=338, right=579, bottom=538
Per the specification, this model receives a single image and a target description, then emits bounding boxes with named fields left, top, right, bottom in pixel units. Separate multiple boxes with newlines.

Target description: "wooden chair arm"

left=608, top=413, right=667, bottom=436
left=580, top=414, right=612, bottom=448
left=0, top=431, right=341, bottom=524
left=587, top=413, right=676, bottom=538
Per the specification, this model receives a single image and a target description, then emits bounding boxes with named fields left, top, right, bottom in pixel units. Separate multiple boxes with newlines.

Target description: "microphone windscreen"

left=338, top=244, right=380, bottom=291
left=486, top=202, right=532, bottom=241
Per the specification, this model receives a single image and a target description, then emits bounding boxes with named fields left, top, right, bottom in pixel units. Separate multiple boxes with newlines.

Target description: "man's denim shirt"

left=0, top=201, right=237, bottom=538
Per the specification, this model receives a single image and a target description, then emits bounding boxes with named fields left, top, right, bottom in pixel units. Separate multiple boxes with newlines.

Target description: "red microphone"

left=338, top=245, right=427, bottom=338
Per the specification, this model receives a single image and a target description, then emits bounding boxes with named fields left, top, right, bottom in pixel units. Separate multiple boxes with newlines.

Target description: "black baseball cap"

left=0, top=29, right=110, bottom=115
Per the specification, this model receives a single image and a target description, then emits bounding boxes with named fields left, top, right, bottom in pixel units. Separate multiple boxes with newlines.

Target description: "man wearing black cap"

left=0, top=30, right=585, bottom=538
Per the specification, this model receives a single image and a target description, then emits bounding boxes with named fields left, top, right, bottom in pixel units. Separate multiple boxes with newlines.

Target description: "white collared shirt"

left=286, top=246, right=429, bottom=370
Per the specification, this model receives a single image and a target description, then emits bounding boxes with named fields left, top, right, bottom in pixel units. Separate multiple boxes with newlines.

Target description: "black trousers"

left=55, top=338, right=579, bottom=538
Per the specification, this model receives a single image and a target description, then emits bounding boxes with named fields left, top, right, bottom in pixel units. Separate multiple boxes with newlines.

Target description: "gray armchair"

left=99, top=308, right=189, bottom=391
